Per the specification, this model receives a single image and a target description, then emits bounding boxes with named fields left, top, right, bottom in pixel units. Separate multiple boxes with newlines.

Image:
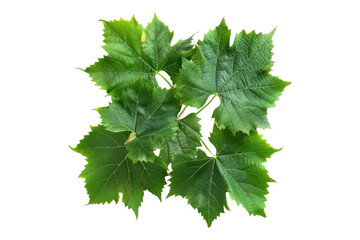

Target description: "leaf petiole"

left=177, top=105, right=188, bottom=120
left=199, top=138, right=216, bottom=158
left=196, top=94, right=217, bottom=115
left=156, top=71, right=173, bottom=88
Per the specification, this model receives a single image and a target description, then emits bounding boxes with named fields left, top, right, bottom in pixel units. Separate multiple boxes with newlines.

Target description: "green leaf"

left=169, top=150, right=228, bottom=227
left=74, top=16, right=289, bottom=226
left=169, top=124, right=279, bottom=226
left=210, top=125, right=279, bottom=217
left=72, top=125, right=167, bottom=217
left=178, top=19, right=290, bottom=133
left=98, top=83, right=180, bottom=162
left=84, top=15, right=193, bottom=91
left=159, top=113, right=202, bottom=165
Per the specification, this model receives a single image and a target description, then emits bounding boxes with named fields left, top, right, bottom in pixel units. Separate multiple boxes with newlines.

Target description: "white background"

left=1, top=0, right=359, bottom=239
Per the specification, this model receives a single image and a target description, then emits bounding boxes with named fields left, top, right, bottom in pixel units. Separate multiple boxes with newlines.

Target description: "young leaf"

left=159, top=113, right=202, bottom=165
left=169, top=124, right=279, bottom=226
left=72, top=125, right=167, bottom=217
left=98, top=83, right=180, bottom=162
left=84, top=15, right=193, bottom=91
left=178, top=19, right=290, bottom=133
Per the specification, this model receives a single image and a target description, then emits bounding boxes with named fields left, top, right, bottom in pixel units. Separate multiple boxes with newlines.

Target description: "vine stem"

left=177, top=105, right=188, bottom=120
left=196, top=94, right=217, bottom=115
left=199, top=138, right=216, bottom=158
left=156, top=71, right=173, bottom=88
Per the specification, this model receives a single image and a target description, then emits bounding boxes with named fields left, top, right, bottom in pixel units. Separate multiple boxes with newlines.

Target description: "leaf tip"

left=152, top=13, right=159, bottom=21
left=167, top=187, right=179, bottom=199
left=94, top=106, right=104, bottom=112
left=269, top=177, right=277, bottom=183
left=130, top=15, right=137, bottom=22
left=76, top=67, right=85, bottom=72
left=134, top=210, right=139, bottom=219
left=69, top=145, right=77, bottom=152
left=220, top=17, right=226, bottom=25
left=269, top=27, right=277, bottom=37
left=284, top=80, right=292, bottom=87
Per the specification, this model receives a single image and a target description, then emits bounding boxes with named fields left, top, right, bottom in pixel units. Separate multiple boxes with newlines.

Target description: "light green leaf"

left=160, top=113, right=202, bottom=165
left=179, top=19, right=290, bottom=133
left=98, top=83, right=180, bottom=162
left=84, top=15, right=193, bottom=91
left=169, top=124, right=279, bottom=226
left=72, top=125, right=167, bottom=217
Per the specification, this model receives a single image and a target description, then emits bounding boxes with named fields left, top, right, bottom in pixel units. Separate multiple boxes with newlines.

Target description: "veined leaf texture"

left=72, top=14, right=289, bottom=227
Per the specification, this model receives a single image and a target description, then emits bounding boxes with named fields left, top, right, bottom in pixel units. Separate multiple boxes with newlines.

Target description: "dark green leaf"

left=72, top=125, right=167, bottom=217
left=160, top=113, right=202, bottom=165
left=98, top=83, right=180, bottom=162
left=169, top=124, right=279, bottom=226
left=169, top=150, right=228, bottom=227
left=179, top=19, right=290, bottom=133
left=210, top=125, right=278, bottom=217
left=74, top=16, right=289, bottom=227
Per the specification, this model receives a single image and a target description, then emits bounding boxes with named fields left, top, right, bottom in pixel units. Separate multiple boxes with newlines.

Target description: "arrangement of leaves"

left=72, top=15, right=290, bottom=227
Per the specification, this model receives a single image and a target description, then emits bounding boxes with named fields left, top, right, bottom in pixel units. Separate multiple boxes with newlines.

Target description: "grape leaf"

left=159, top=113, right=202, bottom=165
left=169, top=124, right=279, bottom=226
left=74, top=16, right=289, bottom=227
left=72, top=125, right=167, bottom=217
left=84, top=15, right=193, bottom=91
left=169, top=149, right=228, bottom=226
left=98, top=82, right=180, bottom=162
left=178, top=19, right=290, bottom=133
